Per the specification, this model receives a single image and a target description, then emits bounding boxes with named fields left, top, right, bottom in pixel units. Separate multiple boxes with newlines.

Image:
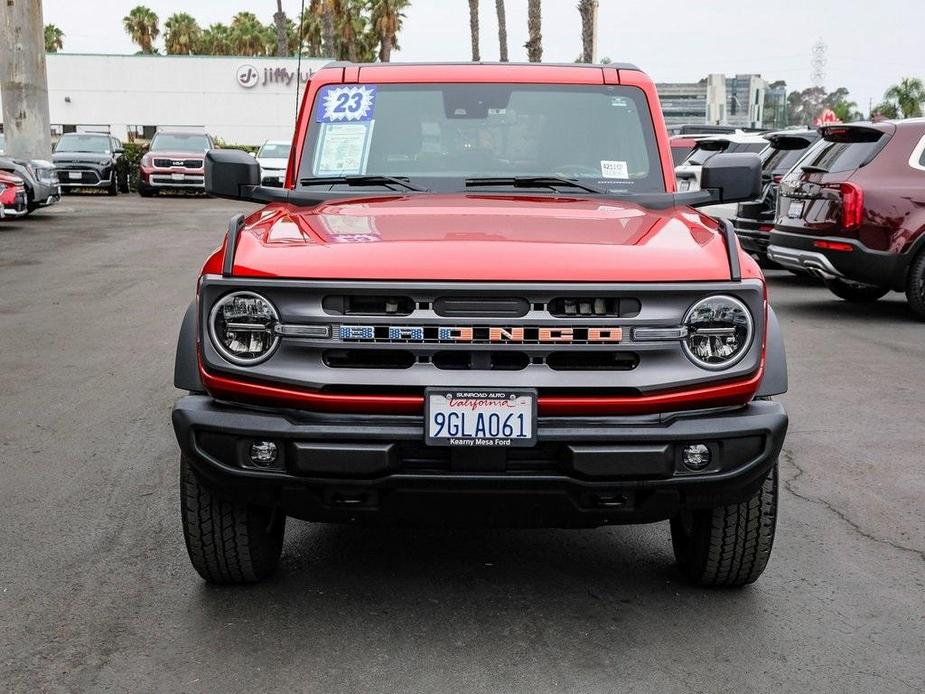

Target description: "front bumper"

left=142, top=168, right=205, bottom=189
left=173, top=395, right=788, bottom=527
left=56, top=165, right=113, bottom=189
left=768, top=230, right=902, bottom=287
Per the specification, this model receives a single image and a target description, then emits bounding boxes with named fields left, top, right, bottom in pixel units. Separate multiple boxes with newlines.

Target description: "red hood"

left=230, top=194, right=734, bottom=282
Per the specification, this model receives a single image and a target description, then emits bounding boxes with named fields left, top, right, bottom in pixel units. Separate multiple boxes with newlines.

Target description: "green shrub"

left=116, top=141, right=146, bottom=192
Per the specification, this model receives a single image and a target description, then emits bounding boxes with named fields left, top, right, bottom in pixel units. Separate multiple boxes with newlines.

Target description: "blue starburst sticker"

left=316, top=85, right=377, bottom=123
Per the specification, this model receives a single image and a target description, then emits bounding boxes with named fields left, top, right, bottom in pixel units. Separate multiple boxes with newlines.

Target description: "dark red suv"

left=768, top=120, right=925, bottom=318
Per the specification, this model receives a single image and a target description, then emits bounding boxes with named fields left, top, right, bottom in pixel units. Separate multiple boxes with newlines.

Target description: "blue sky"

left=44, top=0, right=925, bottom=114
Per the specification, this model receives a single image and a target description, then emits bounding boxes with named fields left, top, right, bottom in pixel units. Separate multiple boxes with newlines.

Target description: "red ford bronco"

left=173, top=62, right=789, bottom=587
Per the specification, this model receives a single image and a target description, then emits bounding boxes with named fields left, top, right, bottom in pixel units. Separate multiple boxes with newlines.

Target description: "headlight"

left=208, top=291, right=280, bottom=365
left=682, top=295, right=753, bottom=370
left=141, top=154, right=152, bottom=167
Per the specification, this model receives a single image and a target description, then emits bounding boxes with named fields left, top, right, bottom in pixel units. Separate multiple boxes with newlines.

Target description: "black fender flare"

left=756, top=305, right=788, bottom=397
left=174, top=300, right=204, bottom=393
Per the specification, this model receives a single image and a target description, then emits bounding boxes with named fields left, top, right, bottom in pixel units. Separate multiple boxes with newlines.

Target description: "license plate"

left=425, top=389, right=536, bottom=447
left=787, top=200, right=804, bottom=218
left=171, top=173, right=185, bottom=181
left=678, top=179, right=690, bottom=191
left=68, top=172, right=82, bottom=180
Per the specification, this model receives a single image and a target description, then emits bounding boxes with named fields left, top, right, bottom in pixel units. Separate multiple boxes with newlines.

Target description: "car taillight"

left=840, top=182, right=863, bottom=229
left=772, top=175, right=782, bottom=184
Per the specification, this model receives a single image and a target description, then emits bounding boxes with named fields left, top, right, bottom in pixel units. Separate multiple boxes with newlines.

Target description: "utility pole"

left=0, top=0, right=53, bottom=160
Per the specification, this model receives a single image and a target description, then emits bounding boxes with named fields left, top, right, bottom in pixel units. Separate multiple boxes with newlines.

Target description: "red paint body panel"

left=230, top=196, right=734, bottom=282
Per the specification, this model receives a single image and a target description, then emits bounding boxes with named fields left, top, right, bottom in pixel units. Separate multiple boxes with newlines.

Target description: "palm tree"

left=468, top=0, right=480, bottom=62
left=370, top=0, right=410, bottom=62
left=199, top=23, right=233, bottom=55
left=525, top=0, right=541, bottom=62
left=495, top=0, right=508, bottom=62
left=884, top=77, right=925, bottom=119
left=44, top=24, right=64, bottom=53
left=230, top=12, right=269, bottom=56
left=122, top=6, right=160, bottom=54
left=295, top=0, right=323, bottom=57
left=321, top=0, right=337, bottom=58
left=577, top=0, right=597, bottom=63
left=335, top=0, right=373, bottom=62
left=164, top=13, right=201, bottom=55
left=273, top=0, right=290, bottom=56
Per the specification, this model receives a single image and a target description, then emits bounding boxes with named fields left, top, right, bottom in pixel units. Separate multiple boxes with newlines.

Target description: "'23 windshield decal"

left=316, top=85, right=377, bottom=123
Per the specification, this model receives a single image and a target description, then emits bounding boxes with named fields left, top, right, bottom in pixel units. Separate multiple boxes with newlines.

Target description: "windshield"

left=55, top=134, right=111, bottom=154
left=763, top=145, right=810, bottom=175
left=258, top=143, right=291, bottom=159
left=150, top=133, right=212, bottom=152
left=299, top=83, right=665, bottom=193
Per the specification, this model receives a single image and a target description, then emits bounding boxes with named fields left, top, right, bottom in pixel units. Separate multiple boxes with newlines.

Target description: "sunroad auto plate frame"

left=425, top=388, right=537, bottom=448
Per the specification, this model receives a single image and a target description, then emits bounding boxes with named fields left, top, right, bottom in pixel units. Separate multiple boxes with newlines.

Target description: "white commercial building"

left=0, top=53, right=330, bottom=146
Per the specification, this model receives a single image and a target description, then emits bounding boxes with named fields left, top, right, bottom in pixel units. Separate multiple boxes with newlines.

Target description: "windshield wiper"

left=800, top=165, right=829, bottom=174
left=298, top=175, right=429, bottom=192
left=466, top=176, right=609, bottom=195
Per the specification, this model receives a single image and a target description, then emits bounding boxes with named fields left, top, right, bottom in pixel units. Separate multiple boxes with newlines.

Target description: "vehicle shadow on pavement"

left=781, top=297, right=917, bottom=323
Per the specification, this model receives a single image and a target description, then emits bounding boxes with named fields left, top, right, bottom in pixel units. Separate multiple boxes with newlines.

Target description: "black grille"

left=546, top=352, right=638, bottom=371
left=323, top=350, right=415, bottom=369
left=153, top=158, right=203, bottom=168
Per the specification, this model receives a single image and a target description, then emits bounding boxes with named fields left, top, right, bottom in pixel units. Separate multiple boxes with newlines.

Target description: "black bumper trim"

left=769, top=229, right=903, bottom=289
left=172, top=396, right=787, bottom=526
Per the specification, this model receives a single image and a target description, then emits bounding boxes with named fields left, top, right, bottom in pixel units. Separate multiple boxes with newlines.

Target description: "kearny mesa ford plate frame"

left=425, top=388, right=537, bottom=448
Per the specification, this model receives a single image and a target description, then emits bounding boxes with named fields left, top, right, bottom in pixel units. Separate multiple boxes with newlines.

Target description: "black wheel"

left=905, top=250, right=925, bottom=320
left=138, top=184, right=154, bottom=198
left=107, top=178, right=118, bottom=196
left=180, top=455, right=285, bottom=584
left=824, top=277, right=889, bottom=303
left=670, top=461, right=778, bottom=587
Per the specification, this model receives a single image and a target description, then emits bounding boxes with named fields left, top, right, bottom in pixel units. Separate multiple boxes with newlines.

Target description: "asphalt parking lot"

left=1, top=195, right=923, bottom=693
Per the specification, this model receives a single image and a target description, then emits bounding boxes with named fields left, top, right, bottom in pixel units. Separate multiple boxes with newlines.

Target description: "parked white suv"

left=254, top=140, right=291, bottom=187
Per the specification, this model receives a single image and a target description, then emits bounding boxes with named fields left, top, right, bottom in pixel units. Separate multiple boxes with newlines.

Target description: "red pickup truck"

left=172, top=62, right=789, bottom=587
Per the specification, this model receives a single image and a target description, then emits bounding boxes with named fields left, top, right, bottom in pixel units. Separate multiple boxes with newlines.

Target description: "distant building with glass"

left=657, top=74, right=785, bottom=130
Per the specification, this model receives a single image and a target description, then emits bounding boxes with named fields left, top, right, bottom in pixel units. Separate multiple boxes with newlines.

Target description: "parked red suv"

left=768, top=121, right=925, bottom=317
left=173, top=62, right=788, bottom=587
left=138, top=130, right=214, bottom=196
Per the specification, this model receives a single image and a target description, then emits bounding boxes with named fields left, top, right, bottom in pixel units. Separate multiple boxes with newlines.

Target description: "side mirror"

left=695, top=153, right=762, bottom=205
left=250, top=151, right=257, bottom=158
left=205, top=148, right=261, bottom=199
left=114, top=147, right=125, bottom=155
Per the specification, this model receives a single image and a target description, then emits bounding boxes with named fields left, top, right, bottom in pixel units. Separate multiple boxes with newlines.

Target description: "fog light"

left=249, top=441, right=279, bottom=467
left=681, top=444, right=711, bottom=471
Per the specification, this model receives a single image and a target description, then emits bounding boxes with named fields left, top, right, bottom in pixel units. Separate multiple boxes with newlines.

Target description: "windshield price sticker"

left=601, top=160, right=629, bottom=179
left=316, top=85, right=377, bottom=123
left=314, top=122, right=375, bottom=176
left=425, top=389, right=537, bottom=447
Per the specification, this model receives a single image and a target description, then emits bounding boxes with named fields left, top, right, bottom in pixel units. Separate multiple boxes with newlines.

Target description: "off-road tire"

left=180, top=455, right=285, bottom=584
left=670, top=461, right=778, bottom=587
left=824, top=277, right=889, bottom=303
left=905, top=250, right=925, bottom=319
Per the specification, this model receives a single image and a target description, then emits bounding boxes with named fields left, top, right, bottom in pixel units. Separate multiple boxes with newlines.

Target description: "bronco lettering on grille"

left=338, top=325, right=623, bottom=344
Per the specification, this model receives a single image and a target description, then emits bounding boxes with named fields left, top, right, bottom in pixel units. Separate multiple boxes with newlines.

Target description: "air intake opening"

left=432, top=351, right=529, bottom=370
left=546, top=352, right=639, bottom=371
left=433, top=296, right=529, bottom=317
left=323, top=295, right=414, bottom=316
left=323, top=349, right=415, bottom=369
left=548, top=297, right=640, bottom=318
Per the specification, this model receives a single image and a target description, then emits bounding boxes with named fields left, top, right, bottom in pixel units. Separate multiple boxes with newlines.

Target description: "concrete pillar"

left=0, top=0, right=53, bottom=160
